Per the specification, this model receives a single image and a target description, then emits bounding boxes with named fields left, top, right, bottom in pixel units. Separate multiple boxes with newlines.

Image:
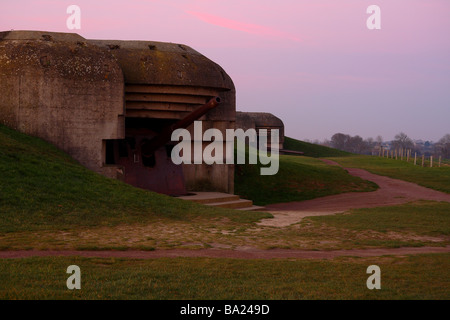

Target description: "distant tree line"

left=319, top=132, right=450, bottom=159
left=328, top=133, right=372, bottom=154
left=437, top=134, right=450, bottom=159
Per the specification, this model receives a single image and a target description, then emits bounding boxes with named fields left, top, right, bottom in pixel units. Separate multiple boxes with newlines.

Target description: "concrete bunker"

left=236, top=111, right=285, bottom=150
left=0, top=30, right=235, bottom=196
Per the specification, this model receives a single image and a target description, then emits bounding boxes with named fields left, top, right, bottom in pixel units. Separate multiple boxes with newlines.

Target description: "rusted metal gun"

left=141, top=96, right=221, bottom=157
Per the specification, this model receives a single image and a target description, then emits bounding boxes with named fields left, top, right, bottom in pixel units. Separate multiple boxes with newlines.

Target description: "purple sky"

left=2, top=0, right=449, bottom=142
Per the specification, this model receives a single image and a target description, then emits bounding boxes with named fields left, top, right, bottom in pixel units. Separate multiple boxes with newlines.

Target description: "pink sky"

left=1, top=0, right=449, bottom=141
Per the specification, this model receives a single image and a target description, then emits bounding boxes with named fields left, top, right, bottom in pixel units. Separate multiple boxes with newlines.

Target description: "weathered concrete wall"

left=0, top=31, right=125, bottom=177
left=182, top=120, right=236, bottom=193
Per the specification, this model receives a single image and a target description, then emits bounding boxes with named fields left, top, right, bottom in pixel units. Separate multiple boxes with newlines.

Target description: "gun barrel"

left=172, top=96, right=221, bottom=131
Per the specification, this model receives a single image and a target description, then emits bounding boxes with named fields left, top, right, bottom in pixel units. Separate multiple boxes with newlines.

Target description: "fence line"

left=378, top=147, right=444, bottom=168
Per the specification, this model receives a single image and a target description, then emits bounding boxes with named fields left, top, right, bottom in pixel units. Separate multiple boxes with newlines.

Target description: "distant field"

left=330, top=155, right=450, bottom=194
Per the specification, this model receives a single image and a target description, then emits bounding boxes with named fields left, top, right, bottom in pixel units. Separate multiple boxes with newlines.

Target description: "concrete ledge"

left=178, top=192, right=264, bottom=210
left=205, top=199, right=253, bottom=209
left=178, top=192, right=240, bottom=204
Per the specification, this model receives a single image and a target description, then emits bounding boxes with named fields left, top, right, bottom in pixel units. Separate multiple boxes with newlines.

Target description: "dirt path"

left=260, top=160, right=450, bottom=227
left=1, top=246, right=449, bottom=260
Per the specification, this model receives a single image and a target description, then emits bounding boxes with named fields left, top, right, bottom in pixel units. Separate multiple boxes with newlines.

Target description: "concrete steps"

left=178, top=192, right=264, bottom=211
left=206, top=199, right=253, bottom=209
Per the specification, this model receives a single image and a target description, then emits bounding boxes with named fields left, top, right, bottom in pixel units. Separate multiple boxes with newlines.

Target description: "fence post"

left=422, top=155, right=425, bottom=167
left=430, top=156, right=433, bottom=168
left=439, top=156, right=442, bottom=167
left=414, top=152, right=417, bottom=165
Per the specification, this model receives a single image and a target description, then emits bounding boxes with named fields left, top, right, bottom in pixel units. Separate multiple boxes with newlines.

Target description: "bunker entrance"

left=104, top=117, right=186, bottom=196
left=103, top=96, right=221, bottom=196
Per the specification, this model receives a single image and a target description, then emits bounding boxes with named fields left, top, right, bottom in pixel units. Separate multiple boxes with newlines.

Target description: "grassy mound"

left=284, top=136, right=351, bottom=157
left=235, top=155, right=378, bottom=205
left=0, top=125, right=271, bottom=233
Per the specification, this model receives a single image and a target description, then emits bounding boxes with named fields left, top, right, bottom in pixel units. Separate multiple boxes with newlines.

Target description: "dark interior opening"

left=141, top=139, right=156, bottom=168
left=165, top=144, right=175, bottom=158
left=105, top=140, right=115, bottom=165
left=118, top=140, right=129, bottom=157
left=142, top=154, right=156, bottom=167
left=126, top=137, right=136, bottom=150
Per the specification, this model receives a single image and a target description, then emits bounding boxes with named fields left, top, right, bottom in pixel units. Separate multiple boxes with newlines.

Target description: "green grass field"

left=1, top=200, right=449, bottom=251
left=297, top=201, right=450, bottom=249
left=330, top=155, right=450, bottom=194
left=310, top=201, right=450, bottom=236
left=1, top=254, right=448, bottom=299
left=1, top=126, right=450, bottom=300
